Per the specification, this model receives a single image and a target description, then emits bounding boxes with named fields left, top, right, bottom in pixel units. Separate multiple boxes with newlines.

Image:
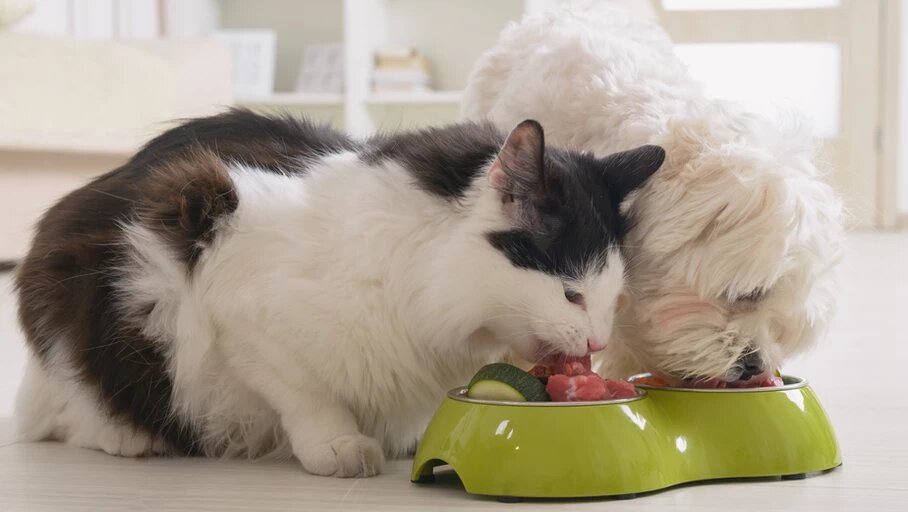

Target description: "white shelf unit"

left=236, top=92, right=345, bottom=107
left=220, top=0, right=553, bottom=135
left=0, top=134, right=139, bottom=156
left=363, top=90, right=463, bottom=106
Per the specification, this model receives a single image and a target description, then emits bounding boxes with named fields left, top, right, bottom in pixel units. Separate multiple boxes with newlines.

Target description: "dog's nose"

left=587, top=338, right=606, bottom=353
left=736, top=351, right=765, bottom=380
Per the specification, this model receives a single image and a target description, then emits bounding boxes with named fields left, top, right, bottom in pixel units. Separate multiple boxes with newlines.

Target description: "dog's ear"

left=601, top=145, right=665, bottom=202
left=489, top=120, right=546, bottom=204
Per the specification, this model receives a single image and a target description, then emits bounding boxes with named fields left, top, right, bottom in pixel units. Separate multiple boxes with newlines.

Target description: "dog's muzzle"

left=726, top=350, right=766, bottom=382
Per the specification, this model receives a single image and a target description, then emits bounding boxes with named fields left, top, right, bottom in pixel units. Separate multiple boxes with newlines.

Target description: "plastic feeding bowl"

left=410, top=375, right=841, bottom=500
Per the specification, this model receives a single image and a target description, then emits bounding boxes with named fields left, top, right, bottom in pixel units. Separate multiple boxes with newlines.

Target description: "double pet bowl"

left=410, top=374, right=841, bottom=500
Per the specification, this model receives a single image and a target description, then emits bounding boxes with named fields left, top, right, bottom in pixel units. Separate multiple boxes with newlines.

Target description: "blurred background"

left=0, top=0, right=906, bottom=262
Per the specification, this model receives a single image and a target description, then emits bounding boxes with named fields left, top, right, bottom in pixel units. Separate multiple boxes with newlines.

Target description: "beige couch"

left=0, top=33, right=234, bottom=259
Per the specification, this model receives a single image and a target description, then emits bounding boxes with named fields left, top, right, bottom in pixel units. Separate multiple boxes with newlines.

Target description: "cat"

left=14, top=110, right=663, bottom=477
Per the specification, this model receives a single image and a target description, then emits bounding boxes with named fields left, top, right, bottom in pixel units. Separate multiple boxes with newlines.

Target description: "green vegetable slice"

left=466, top=363, right=550, bottom=402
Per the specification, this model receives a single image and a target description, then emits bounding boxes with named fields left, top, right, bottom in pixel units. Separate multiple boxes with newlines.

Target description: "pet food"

left=531, top=355, right=638, bottom=402
left=634, top=375, right=783, bottom=389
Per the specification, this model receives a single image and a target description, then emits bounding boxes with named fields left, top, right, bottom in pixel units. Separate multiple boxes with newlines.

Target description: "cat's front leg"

left=279, top=394, right=385, bottom=477
left=240, top=365, right=383, bottom=476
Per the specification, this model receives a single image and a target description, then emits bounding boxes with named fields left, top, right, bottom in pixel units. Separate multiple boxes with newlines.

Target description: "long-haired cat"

left=14, top=111, right=664, bottom=477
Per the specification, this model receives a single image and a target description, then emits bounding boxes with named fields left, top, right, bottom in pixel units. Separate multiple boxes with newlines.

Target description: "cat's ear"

left=601, top=145, right=665, bottom=202
left=489, top=120, right=546, bottom=203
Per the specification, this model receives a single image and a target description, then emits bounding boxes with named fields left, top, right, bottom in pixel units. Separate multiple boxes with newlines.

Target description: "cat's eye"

left=565, top=289, right=586, bottom=308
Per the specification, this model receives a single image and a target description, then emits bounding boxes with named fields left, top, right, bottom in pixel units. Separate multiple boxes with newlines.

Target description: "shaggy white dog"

left=462, top=3, right=844, bottom=383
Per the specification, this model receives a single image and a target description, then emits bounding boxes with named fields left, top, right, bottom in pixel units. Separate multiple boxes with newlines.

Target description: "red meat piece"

left=728, top=375, right=784, bottom=388
left=686, top=379, right=728, bottom=389
left=527, top=365, right=552, bottom=378
left=530, top=354, right=592, bottom=377
left=551, top=354, right=592, bottom=376
left=532, top=353, right=638, bottom=401
left=603, top=378, right=638, bottom=398
left=632, top=375, right=670, bottom=387
left=546, top=374, right=605, bottom=402
left=684, top=375, right=783, bottom=389
left=546, top=373, right=638, bottom=402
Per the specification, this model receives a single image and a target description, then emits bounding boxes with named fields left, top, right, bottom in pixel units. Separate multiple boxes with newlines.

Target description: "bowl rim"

left=447, top=386, right=648, bottom=407
left=626, top=373, right=808, bottom=393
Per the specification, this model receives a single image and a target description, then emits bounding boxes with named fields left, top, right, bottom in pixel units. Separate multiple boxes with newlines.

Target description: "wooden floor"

left=0, top=232, right=905, bottom=511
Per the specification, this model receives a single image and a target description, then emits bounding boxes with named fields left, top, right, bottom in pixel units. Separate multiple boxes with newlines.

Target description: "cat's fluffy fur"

left=462, top=3, right=844, bottom=381
left=14, top=112, right=663, bottom=476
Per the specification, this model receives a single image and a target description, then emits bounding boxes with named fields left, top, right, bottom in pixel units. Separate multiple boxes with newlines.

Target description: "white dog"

left=462, top=3, right=844, bottom=383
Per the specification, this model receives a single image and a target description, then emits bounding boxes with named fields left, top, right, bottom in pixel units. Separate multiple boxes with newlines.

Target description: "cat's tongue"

left=528, top=354, right=593, bottom=378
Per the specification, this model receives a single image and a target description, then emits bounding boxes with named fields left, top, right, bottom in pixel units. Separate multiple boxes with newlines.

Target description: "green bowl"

left=411, top=375, right=841, bottom=499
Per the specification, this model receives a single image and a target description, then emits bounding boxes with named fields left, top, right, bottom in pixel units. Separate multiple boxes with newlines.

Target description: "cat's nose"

left=587, top=338, right=606, bottom=353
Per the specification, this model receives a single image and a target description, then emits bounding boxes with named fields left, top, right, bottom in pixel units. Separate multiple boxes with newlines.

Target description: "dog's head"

left=615, top=113, right=844, bottom=383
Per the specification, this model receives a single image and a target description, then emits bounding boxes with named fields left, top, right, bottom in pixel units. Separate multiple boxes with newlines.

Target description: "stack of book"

left=372, top=46, right=431, bottom=93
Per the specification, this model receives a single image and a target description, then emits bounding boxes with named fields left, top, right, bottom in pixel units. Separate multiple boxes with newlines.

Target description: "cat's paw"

left=88, top=422, right=159, bottom=457
left=300, top=434, right=385, bottom=477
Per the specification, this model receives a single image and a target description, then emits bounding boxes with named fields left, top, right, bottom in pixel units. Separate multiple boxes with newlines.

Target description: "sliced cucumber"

left=467, top=380, right=528, bottom=402
left=466, top=363, right=550, bottom=402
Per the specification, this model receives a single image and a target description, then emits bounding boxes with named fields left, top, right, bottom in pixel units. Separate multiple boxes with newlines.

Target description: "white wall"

left=900, top=0, right=908, bottom=216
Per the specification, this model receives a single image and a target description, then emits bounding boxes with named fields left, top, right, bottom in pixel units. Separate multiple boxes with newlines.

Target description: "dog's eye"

left=732, top=288, right=766, bottom=303
left=564, top=289, right=585, bottom=307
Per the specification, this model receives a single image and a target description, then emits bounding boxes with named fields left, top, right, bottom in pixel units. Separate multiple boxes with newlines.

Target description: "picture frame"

left=212, top=29, right=277, bottom=99
left=296, top=42, right=344, bottom=94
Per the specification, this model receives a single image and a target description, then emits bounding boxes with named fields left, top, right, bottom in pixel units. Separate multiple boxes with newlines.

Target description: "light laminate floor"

left=0, top=232, right=905, bottom=511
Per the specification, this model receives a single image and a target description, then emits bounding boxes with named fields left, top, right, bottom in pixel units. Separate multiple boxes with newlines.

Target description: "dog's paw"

left=300, top=434, right=384, bottom=478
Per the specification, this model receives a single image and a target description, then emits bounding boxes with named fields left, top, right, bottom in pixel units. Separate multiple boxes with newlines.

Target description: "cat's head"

left=463, top=120, right=664, bottom=364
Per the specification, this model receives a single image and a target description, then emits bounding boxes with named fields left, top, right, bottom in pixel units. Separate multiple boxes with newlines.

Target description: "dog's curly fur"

left=462, top=3, right=844, bottom=381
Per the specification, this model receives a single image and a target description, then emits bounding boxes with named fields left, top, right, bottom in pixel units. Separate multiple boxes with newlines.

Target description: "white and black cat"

left=14, top=110, right=663, bottom=477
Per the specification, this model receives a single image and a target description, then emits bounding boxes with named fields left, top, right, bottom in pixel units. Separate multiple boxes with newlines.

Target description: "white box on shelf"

left=213, top=29, right=276, bottom=98
left=365, top=90, right=462, bottom=105
left=296, top=43, right=345, bottom=94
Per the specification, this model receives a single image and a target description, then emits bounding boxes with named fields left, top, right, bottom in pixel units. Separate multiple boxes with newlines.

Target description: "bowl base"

left=412, top=464, right=842, bottom=500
